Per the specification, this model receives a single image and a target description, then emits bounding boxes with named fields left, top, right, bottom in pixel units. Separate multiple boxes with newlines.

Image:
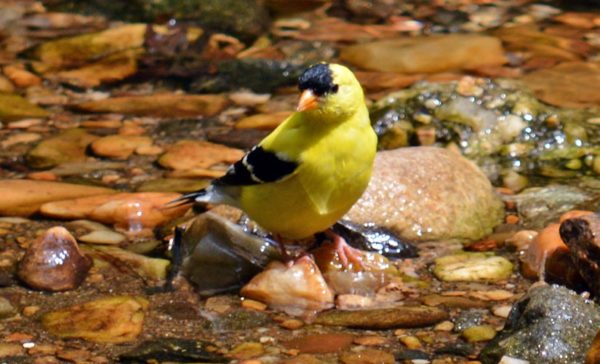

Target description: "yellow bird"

left=172, top=63, right=377, bottom=262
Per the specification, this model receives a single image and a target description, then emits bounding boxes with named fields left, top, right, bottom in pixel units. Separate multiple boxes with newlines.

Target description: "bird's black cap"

left=298, top=63, right=339, bottom=96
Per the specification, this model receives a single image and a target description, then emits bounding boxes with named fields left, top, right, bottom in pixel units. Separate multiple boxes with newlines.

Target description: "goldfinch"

left=172, top=63, right=377, bottom=247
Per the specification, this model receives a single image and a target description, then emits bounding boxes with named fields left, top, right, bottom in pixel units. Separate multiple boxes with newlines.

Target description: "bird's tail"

left=164, top=189, right=207, bottom=208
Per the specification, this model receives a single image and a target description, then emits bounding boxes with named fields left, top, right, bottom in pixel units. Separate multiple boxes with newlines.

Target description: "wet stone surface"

left=1, top=0, right=600, bottom=363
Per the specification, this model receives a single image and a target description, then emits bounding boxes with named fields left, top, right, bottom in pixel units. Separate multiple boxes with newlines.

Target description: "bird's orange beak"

left=297, top=89, right=319, bottom=112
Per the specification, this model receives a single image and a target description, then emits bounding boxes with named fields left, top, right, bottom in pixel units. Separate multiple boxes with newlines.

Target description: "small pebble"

left=22, top=306, right=40, bottom=317
left=492, top=304, right=513, bottom=318
left=434, top=321, right=454, bottom=331
left=353, top=335, right=387, bottom=346
left=241, top=299, right=267, bottom=311
left=399, top=335, right=422, bottom=349
left=280, top=319, right=304, bottom=330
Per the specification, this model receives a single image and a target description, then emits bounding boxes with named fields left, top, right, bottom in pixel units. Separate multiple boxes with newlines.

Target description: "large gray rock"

left=346, top=147, right=504, bottom=242
left=480, top=284, right=600, bottom=364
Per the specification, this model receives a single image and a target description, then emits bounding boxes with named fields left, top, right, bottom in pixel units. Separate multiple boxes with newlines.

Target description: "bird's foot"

left=324, top=229, right=364, bottom=271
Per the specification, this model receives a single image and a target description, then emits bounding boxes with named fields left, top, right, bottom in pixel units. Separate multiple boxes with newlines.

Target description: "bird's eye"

left=331, top=84, right=339, bottom=93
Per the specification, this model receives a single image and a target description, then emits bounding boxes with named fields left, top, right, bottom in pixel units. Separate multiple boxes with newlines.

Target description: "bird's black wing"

left=166, top=146, right=298, bottom=207
left=215, top=146, right=299, bottom=186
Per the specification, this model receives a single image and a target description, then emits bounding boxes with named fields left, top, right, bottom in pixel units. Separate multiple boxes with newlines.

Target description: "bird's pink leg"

left=324, top=229, right=364, bottom=271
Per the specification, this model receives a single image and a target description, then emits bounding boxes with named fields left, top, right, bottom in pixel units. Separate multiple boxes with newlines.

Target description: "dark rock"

left=17, top=226, right=92, bottom=291
left=453, top=309, right=486, bottom=332
left=47, top=0, right=269, bottom=42
left=333, top=220, right=418, bottom=259
left=191, top=59, right=305, bottom=94
left=434, top=342, right=474, bottom=357
left=119, top=338, right=227, bottom=363
left=480, top=285, right=600, bottom=364
left=181, top=212, right=281, bottom=296
left=395, top=349, right=430, bottom=361
left=560, top=213, right=600, bottom=297
left=315, top=305, right=449, bottom=329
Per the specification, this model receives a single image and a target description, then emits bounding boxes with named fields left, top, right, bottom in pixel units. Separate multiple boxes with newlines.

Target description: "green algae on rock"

left=26, top=128, right=98, bottom=169
left=82, top=245, right=169, bottom=280
left=433, top=252, right=513, bottom=282
left=42, top=295, right=148, bottom=343
left=0, top=94, right=49, bottom=122
left=371, top=78, right=600, bottom=182
left=481, top=285, right=600, bottom=364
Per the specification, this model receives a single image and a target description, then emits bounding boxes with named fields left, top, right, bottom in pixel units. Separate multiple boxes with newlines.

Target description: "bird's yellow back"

left=238, top=64, right=377, bottom=239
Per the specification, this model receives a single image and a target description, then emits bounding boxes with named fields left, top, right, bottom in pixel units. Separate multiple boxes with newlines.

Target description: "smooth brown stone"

left=41, top=296, right=148, bottom=343
left=26, top=128, right=98, bottom=169
left=74, top=93, right=228, bottom=118
left=39, top=192, right=190, bottom=230
left=17, top=226, right=92, bottom=291
left=315, top=306, right=449, bottom=329
left=284, top=333, right=355, bottom=354
left=159, top=140, right=244, bottom=170
left=90, top=135, right=152, bottom=159
left=0, top=180, right=114, bottom=217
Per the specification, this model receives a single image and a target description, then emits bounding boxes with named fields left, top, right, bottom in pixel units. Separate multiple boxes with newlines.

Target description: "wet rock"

left=119, top=338, right=226, bottom=363
left=560, top=213, right=600, bottom=297
left=158, top=140, right=244, bottom=171
left=0, top=93, right=49, bottom=121
left=191, top=59, right=304, bottom=93
left=284, top=333, right=355, bottom=354
left=17, top=226, right=92, bottom=291
left=235, top=111, right=292, bottom=130
left=314, top=305, right=449, bottom=329
left=241, top=256, right=334, bottom=316
left=228, top=342, right=263, bottom=360
left=523, top=61, right=600, bottom=109
left=42, top=295, right=148, bottom=343
left=90, top=135, right=152, bottom=159
left=481, top=285, right=600, bottom=364
left=462, top=325, right=497, bottom=343
left=39, top=192, right=190, bottom=232
left=78, top=230, right=126, bottom=245
left=136, top=178, right=211, bottom=193
left=0, top=343, right=24, bottom=358
left=50, top=49, right=139, bottom=88
left=433, top=252, right=513, bottom=282
left=181, top=212, right=281, bottom=296
left=26, top=128, right=99, bottom=169
left=587, top=330, right=600, bottom=364
left=341, top=34, right=506, bottom=74
left=333, top=220, right=418, bottom=259
left=84, top=245, right=169, bottom=280
left=0, top=296, right=17, bottom=319
left=3, top=64, right=41, bottom=88
left=74, top=93, right=228, bottom=118
left=422, top=294, right=488, bottom=309
left=340, top=348, right=395, bottom=364
left=32, top=24, right=147, bottom=73
left=507, top=185, right=592, bottom=230
left=0, top=180, right=114, bottom=217
left=347, top=147, right=504, bottom=242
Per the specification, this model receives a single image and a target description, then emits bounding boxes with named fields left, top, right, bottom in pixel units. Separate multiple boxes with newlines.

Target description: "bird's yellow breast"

left=238, top=107, right=376, bottom=239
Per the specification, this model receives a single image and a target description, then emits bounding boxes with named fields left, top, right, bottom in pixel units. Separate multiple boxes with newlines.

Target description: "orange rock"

left=159, top=140, right=244, bottom=171
left=39, top=192, right=190, bottom=231
left=560, top=210, right=594, bottom=223
left=0, top=180, right=114, bottom=217
left=235, top=111, right=292, bottom=130
left=27, top=171, right=58, bottom=181
left=241, top=256, right=334, bottom=317
left=3, top=64, right=42, bottom=88
left=525, top=223, right=567, bottom=276
left=90, top=135, right=152, bottom=159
